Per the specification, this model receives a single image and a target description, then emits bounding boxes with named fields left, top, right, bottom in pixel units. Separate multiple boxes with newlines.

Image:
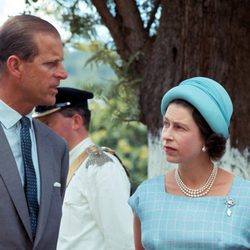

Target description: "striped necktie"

left=20, top=116, right=39, bottom=238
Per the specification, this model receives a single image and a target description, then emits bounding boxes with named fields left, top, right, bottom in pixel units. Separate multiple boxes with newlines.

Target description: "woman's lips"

left=164, top=146, right=177, bottom=154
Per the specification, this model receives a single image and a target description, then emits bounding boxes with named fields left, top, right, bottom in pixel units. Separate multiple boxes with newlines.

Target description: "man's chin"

left=38, top=96, right=56, bottom=106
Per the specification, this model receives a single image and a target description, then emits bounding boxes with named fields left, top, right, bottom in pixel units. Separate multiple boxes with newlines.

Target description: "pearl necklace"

left=175, top=165, right=218, bottom=197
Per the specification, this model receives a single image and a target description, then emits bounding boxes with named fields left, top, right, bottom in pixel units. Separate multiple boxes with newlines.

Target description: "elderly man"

left=0, top=15, right=68, bottom=250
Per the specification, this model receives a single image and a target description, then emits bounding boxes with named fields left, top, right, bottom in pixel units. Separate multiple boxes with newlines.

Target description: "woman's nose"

left=162, top=127, right=174, bottom=141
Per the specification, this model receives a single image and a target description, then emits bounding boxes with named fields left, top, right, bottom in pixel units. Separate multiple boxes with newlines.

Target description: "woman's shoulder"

left=133, top=175, right=165, bottom=195
left=141, top=175, right=164, bottom=187
left=129, top=175, right=165, bottom=211
left=233, top=175, right=250, bottom=185
left=231, top=175, right=250, bottom=197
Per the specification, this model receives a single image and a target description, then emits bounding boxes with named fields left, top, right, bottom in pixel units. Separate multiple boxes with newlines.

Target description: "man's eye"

left=47, top=61, right=56, bottom=66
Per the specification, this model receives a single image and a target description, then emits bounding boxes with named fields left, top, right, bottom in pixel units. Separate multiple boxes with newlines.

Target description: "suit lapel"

left=33, top=121, right=54, bottom=245
left=0, top=126, right=33, bottom=240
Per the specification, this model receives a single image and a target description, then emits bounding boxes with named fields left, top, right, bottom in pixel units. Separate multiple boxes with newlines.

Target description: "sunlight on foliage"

left=89, top=100, right=148, bottom=191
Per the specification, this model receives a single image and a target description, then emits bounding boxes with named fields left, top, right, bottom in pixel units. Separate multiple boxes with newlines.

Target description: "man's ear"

left=6, top=55, right=22, bottom=78
left=72, top=113, right=84, bottom=130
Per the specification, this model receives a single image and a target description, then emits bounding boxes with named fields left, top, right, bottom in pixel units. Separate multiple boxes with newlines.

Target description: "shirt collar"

left=0, top=100, right=33, bottom=129
left=69, top=137, right=93, bottom=162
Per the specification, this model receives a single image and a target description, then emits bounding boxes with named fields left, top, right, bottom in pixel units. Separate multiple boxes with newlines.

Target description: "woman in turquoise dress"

left=129, top=77, right=250, bottom=249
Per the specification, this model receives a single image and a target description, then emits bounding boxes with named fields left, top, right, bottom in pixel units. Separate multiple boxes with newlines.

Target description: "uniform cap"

left=33, top=87, right=93, bottom=118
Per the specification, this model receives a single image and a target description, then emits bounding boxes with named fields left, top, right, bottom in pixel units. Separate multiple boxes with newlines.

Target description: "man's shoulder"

left=84, top=144, right=130, bottom=177
left=85, top=145, right=115, bottom=168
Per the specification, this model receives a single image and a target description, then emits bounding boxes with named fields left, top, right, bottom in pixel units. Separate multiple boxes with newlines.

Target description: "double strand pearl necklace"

left=175, top=165, right=218, bottom=197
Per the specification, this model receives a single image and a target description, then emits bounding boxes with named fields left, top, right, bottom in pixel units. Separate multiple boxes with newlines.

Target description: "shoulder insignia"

left=101, top=146, right=115, bottom=155
left=85, top=144, right=113, bottom=168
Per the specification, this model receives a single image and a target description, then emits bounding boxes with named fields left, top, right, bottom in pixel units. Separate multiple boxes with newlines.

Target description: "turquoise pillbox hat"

left=160, top=77, right=233, bottom=139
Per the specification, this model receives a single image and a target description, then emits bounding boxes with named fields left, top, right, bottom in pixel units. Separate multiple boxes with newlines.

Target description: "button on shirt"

left=0, top=100, right=40, bottom=202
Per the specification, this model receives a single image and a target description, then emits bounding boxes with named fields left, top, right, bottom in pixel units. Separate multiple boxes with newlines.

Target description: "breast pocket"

left=64, top=184, right=85, bottom=206
left=60, top=182, right=90, bottom=237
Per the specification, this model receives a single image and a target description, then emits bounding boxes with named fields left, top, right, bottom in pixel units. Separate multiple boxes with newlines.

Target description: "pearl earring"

left=202, top=146, right=206, bottom=152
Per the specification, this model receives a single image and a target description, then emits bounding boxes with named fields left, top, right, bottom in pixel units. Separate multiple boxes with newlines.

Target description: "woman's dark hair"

left=169, top=99, right=226, bottom=161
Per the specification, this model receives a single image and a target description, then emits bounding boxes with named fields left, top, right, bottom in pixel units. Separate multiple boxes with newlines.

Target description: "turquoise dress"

left=129, top=175, right=250, bottom=249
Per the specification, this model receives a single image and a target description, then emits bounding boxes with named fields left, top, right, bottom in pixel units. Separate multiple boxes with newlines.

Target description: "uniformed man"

left=33, top=87, right=134, bottom=250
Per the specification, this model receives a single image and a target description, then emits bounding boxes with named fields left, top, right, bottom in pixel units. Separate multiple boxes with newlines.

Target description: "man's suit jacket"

left=0, top=119, right=69, bottom=250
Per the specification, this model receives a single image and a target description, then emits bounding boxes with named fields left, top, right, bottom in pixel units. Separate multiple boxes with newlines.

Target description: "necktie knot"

left=20, top=117, right=31, bottom=128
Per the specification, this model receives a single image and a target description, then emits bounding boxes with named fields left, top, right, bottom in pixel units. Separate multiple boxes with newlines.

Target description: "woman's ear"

left=6, top=55, right=22, bottom=78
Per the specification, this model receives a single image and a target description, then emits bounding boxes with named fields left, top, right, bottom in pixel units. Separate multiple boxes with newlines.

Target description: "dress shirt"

left=0, top=100, right=40, bottom=202
left=57, top=137, right=134, bottom=250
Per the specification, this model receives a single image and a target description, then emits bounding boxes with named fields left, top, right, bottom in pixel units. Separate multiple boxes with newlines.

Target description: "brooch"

left=225, top=197, right=235, bottom=217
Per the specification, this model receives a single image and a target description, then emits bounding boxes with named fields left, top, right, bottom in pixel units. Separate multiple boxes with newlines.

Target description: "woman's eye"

left=163, top=121, right=169, bottom=127
left=176, top=125, right=184, bottom=130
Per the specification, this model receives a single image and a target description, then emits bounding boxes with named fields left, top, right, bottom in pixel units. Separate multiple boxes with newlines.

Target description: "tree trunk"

left=92, top=0, right=250, bottom=177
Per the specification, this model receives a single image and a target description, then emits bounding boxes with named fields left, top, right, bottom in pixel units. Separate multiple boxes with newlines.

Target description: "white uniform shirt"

left=57, top=138, right=134, bottom=250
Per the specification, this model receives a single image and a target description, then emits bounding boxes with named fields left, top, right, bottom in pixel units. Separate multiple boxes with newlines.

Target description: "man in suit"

left=33, top=87, right=134, bottom=250
left=0, top=15, right=69, bottom=249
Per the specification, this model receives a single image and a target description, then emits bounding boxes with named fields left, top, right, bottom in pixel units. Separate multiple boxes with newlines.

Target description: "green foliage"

left=89, top=100, right=148, bottom=191
left=25, top=0, right=101, bottom=41
left=74, top=41, right=142, bottom=123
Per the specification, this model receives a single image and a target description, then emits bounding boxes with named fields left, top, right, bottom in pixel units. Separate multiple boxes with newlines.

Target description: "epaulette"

left=85, top=145, right=113, bottom=168
left=85, top=145, right=130, bottom=179
left=101, top=146, right=130, bottom=179
left=67, top=144, right=130, bottom=186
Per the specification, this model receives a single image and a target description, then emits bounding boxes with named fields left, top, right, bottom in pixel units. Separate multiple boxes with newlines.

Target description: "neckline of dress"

left=162, top=174, right=239, bottom=199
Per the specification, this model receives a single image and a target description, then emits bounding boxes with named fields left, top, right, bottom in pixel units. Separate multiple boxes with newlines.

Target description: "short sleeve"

left=128, top=188, right=139, bottom=213
left=128, top=176, right=164, bottom=219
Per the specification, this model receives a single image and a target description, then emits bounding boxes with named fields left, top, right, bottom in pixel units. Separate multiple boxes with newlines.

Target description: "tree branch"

left=115, top=0, right=148, bottom=51
left=145, top=0, right=161, bottom=33
left=91, top=0, right=149, bottom=61
left=91, top=0, right=130, bottom=60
